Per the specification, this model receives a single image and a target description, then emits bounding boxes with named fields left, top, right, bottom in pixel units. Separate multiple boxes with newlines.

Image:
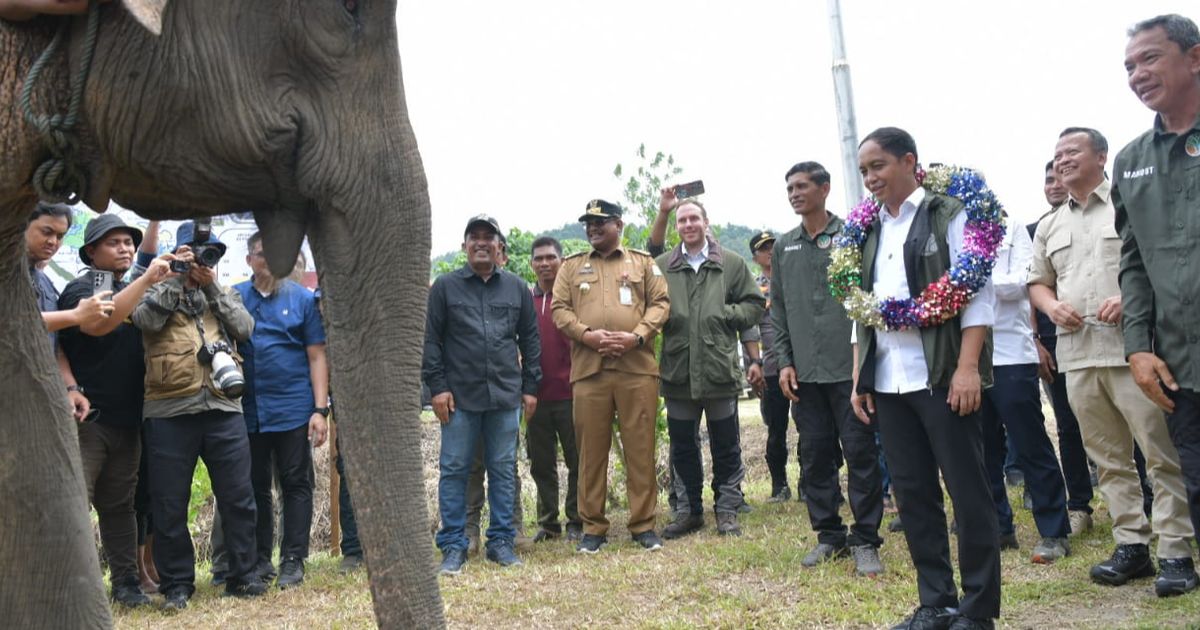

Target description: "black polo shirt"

left=58, top=276, right=146, bottom=429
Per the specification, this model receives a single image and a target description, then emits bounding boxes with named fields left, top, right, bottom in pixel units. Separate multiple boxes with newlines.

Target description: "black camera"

left=184, top=219, right=226, bottom=268
left=169, top=260, right=190, bottom=274
left=197, top=341, right=244, bottom=398
left=192, top=243, right=225, bottom=268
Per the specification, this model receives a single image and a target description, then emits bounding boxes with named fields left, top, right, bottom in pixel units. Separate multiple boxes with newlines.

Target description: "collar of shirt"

left=455, top=263, right=500, bottom=282
left=1152, top=110, right=1200, bottom=139
left=588, top=245, right=626, bottom=260
left=683, top=240, right=710, bottom=267
left=791, top=212, right=842, bottom=242
left=880, top=186, right=926, bottom=224
left=1067, top=178, right=1111, bottom=211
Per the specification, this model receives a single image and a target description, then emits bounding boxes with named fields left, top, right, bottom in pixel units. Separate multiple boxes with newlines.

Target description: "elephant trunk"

left=306, top=110, right=443, bottom=627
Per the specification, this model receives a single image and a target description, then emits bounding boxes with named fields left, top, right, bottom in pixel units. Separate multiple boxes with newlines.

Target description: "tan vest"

left=142, top=307, right=239, bottom=402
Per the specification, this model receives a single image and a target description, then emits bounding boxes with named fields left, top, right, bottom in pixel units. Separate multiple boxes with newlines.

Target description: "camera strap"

left=184, top=288, right=234, bottom=350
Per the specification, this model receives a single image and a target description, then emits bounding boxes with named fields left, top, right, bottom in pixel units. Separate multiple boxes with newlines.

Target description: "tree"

left=613, top=144, right=683, bottom=252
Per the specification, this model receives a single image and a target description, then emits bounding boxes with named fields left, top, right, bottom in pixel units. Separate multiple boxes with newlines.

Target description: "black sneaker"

left=576, top=534, right=606, bottom=554
left=890, top=605, right=956, bottom=630
left=338, top=554, right=364, bottom=573
left=485, top=541, right=523, bottom=567
left=801, top=542, right=848, bottom=567
left=662, top=513, right=704, bottom=540
left=998, top=533, right=1019, bottom=551
left=766, top=487, right=792, bottom=503
left=276, top=555, right=305, bottom=589
left=565, top=522, right=583, bottom=542
left=439, top=548, right=467, bottom=575
left=632, top=530, right=664, bottom=551
left=225, top=579, right=269, bottom=598
left=1155, top=557, right=1200, bottom=597
left=254, top=559, right=277, bottom=583
left=948, top=615, right=995, bottom=630
left=210, top=571, right=226, bottom=587
left=111, top=580, right=151, bottom=608
left=737, top=500, right=753, bottom=514
left=161, top=587, right=190, bottom=611
left=1090, top=543, right=1155, bottom=586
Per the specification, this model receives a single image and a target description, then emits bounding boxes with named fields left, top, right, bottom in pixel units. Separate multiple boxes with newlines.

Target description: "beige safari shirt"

left=551, top=246, right=670, bottom=383
left=1028, top=179, right=1127, bottom=372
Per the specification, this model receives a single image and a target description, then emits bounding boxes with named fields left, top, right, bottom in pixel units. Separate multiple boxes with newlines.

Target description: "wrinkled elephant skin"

left=0, top=2, right=442, bottom=627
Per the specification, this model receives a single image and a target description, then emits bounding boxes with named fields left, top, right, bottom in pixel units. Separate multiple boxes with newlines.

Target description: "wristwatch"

left=635, top=334, right=645, bottom=347
left=67, top=384, right=84, bottom=394
left=751, top=358, right=764, bottom=367
left=313, top=406, right=331, bottom=418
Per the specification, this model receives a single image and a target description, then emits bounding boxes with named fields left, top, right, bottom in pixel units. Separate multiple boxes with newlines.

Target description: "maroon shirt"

left=533, top=285, right=572, bottom=401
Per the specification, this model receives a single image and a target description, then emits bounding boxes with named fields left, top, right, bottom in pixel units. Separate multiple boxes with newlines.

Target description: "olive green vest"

left=854, top=192, right=993, bottom=393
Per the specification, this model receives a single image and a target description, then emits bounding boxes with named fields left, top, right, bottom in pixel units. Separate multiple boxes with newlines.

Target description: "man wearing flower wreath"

left=771, top=161, right=884, bottom=577
left=1029, top=126, right=1195, bottom=596
left=1113, top=13, right=1200, bottom=596
left=839, top=127, right=1000, bottom=630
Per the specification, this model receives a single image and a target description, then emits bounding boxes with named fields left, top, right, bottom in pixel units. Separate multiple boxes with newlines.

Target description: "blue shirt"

left=235, top=279, right=326, bottom=432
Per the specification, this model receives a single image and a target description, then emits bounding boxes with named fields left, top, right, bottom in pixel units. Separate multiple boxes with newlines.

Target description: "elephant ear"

left=122, top=0, right=169, bottom=36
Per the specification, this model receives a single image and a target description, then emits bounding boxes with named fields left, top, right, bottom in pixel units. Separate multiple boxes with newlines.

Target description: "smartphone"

left=91, top=269, right=114, bottom=296
left=674, top=180, right=705, bottom=199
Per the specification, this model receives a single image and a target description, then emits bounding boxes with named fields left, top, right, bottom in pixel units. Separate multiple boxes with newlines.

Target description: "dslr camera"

left=197, top=341, right=245, bottom=398
left=172, top=219, right=227, bottom=272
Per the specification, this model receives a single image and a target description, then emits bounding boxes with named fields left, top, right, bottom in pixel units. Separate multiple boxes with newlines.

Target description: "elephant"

left=0, top=1, right=443, bottom=627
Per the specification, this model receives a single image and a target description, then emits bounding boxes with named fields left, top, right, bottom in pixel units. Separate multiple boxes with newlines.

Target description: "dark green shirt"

left=1113, top=112, right=1200, bottom=392
left=769, top=213, right=853, bottom=384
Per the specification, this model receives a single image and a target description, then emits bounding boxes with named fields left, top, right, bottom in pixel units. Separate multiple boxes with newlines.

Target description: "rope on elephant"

left=18, top=0, right=102, bottom=205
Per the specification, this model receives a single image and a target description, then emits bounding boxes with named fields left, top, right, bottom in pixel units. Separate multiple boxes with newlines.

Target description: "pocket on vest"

left=147, top=340, right=201, bottom=396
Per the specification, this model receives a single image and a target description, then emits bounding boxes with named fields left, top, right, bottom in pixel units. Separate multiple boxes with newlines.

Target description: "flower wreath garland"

left=827, top=165, right=1006, bottom=331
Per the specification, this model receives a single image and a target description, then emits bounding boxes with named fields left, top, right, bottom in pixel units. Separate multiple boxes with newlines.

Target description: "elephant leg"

left=0, top=202, right=111, bottom=628
left=310, top=175, right=444, bottom=626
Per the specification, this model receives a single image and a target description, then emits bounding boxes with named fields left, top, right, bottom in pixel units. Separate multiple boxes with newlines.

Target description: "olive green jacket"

left=1114, top=112, right=1200, bottom=392
left=656, top=238, right=766, bottom=400
left=854, top=192, right=994, bottom=393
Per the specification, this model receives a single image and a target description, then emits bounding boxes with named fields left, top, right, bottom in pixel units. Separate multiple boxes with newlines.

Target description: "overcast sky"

left=396, top=1, right=1196, bottom=256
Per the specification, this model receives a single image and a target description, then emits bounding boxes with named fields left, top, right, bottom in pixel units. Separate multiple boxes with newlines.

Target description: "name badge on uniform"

left=784, top=244, right=802, bottom=252
left=619, top=284, right=633, bottom=305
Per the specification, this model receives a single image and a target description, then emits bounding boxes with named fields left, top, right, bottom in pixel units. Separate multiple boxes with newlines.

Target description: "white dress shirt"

left=684, top=240, right=710, bottom=272
left=869, top=187, right=995, bottom=394
left=990, top=217, right=1038, bottom=366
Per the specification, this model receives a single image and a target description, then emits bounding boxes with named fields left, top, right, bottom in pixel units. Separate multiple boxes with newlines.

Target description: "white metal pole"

left=827, top=0, right=863, bottom=208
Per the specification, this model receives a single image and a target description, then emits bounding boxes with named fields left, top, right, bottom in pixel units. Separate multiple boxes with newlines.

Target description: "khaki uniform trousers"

left=1067, top=366, right=1195, bottom=558
left=573, top=369, right=658, bottom=537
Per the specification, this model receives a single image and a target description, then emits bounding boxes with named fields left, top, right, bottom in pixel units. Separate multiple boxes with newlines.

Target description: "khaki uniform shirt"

left=1113, top=112, right=1200, bottom=391
left=1028, top=179, right=1127, bottom=372
left=551, top=246, right=670, bottom=383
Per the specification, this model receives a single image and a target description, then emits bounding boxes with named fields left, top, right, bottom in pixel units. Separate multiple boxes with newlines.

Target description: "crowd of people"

left=28, top=212, right=349, bottom=611
left=421, top=14, right=1200, bottom=630
left=16, top=4, right=1200, bottom=628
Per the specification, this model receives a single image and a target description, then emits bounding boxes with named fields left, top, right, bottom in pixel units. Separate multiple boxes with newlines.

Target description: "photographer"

left=132, top=221, right=263, bottom=609
left=57, top=214, right=176, bottom=608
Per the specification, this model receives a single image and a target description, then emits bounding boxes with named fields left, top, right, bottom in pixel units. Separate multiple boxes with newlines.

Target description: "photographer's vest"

left=143, top=307, right=238, bottom=402
left=853, top=192, right=994, bottom=393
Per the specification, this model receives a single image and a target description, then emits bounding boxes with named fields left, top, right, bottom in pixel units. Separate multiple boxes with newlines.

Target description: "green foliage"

left=614, top=144, right=683, bottom=251
left=189, top=460, right=212, bottom=537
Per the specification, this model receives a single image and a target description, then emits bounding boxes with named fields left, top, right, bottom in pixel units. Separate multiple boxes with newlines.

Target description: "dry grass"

left=111, top=402, right=1200, bottom=629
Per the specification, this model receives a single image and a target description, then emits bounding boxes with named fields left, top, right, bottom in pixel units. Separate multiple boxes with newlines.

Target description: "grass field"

left=112, top=401, right=1200, bottom=629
